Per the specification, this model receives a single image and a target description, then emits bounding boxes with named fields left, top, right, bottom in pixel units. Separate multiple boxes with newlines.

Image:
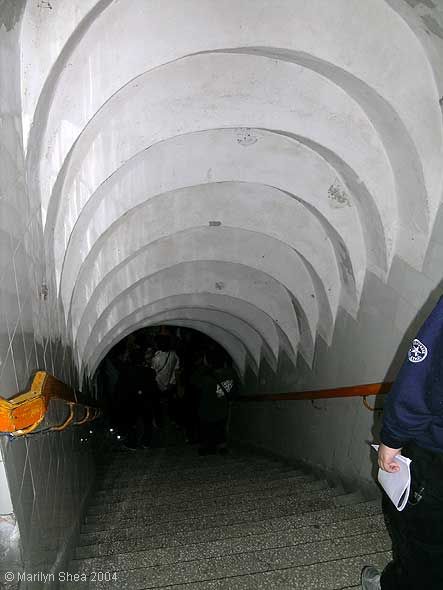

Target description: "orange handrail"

left=239, top=381, right=392, bottom=404
left=0, top=371, right=100, bottom=435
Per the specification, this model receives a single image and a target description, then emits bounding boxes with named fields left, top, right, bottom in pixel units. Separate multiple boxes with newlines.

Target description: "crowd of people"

left=97, top=329, right=237, bottom=455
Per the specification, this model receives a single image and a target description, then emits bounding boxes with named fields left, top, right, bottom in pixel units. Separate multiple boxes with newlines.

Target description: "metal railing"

left=0, top=371, right=100, bottom=436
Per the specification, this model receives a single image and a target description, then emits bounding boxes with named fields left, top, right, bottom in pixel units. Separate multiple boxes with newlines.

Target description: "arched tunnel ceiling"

left=74, top=228, right=320, bottom=357
left=88, top=293, right=288, bottom=374
left=69, top=183, right=338, bottom=339
left=21, top=0, right=443, bottom=383
left=92, top=315, right=250, bottom=381
left=81, top=260, right=301, bottom=367
left=89, top=307, right=269, bottom=378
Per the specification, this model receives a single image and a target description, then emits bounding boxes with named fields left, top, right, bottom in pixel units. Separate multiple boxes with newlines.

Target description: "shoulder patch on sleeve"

left=408, top=339, right=428, bottom=363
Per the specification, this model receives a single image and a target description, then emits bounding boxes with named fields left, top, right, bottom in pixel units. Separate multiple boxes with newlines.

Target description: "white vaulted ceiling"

left=21, top=0, right=443, bottom=383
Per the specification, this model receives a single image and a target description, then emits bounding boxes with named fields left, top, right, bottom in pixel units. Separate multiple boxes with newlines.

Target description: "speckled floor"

left=63, top=446, right=391, bottom=589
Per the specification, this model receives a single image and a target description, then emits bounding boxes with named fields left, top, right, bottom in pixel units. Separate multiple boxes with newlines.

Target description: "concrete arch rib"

left=20, top=0, right=112, bottom=148
left=45, top=52, right=397, bottom=272
left=57, top=129, right=368, bottom=308
left=79, top=261, right=301, bottom=370
left=88, top=317, right=249, bottom=382
left=86, top=306, right=268, bottom=377
left=68, top=183, right=338, bottom=342
left=85, top=293, right=283, bottom=374
left=73, top=227, right=323, bottom=361
left=224, top=47, right=430, bottom=264
left=28, top=0, right=441, bottom=242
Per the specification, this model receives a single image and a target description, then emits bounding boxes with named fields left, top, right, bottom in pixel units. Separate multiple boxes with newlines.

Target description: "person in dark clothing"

left=125, top=349, right=159, bottom=450
left=362, top=297, right=443, bottom=590
left=96, top=353, right=119, bottom=417
left=152, top=335, right=182, bottom=426
left=144, top=347, right=163, bottom=431
left=182, top=348, right=203, bottom=444
left=113, top=348, right=132, bottom=437
left=195, top=348, right=237, bottom=455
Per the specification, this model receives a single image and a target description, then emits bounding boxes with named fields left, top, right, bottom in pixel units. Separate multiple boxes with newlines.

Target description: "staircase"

left=64, top=447, right=391, bottom=589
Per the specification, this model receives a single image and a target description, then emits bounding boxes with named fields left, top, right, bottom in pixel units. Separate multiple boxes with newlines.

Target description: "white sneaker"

left=361, top=566, right=381, bottom=590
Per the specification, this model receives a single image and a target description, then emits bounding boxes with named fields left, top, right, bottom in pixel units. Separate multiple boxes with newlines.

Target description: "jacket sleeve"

left=380, top=297, right=443, bottom=449
left=380, top=381, right=432, bottom=448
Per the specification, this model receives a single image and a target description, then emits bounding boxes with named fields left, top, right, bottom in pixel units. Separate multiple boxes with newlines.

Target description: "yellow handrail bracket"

left=0, top=372, right=99, bottom=435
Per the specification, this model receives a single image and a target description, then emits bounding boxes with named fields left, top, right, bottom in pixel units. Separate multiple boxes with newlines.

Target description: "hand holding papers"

left=371, top=444, right=412, bottom=511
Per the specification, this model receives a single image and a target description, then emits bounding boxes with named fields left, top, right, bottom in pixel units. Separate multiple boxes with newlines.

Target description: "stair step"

left=71, top=513, right=387, bottom=575
left=77, top=497, right=380, bottom=553
left=80, top=488, right=342, bottom=535
left=61, top=531, right=391, bottom=589
left=99, top=448, right=279, bottom=464
left=88, top=472, right=312, bottom=510
left=333, top=491, right=366, bottom=507
left=67, top=446, right=389, bottom=589
left=97, top=456, right=279, bottom=480
left=98, top=455, right=279, bottom=471
left=96, top=465, right=295, bottom=491
left=76, top=500, right=382, bottom=559
left=156, top=552, right=391, bottom=589
left=85, top=478, right=330, bottom=522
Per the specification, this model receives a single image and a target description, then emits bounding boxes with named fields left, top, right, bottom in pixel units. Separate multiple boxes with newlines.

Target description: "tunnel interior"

left=96, top=325, right=239, bottom=449
left=3, top=0, right=442, bottom=396
left=1, top=0, right=443, bottom=585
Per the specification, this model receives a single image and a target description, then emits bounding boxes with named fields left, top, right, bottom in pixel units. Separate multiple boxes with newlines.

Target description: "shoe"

left=361, top=566, right=381, bottom=590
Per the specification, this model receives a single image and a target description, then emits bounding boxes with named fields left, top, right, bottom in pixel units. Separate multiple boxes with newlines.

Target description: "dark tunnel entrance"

left=94, top=326, right=238, bottom=454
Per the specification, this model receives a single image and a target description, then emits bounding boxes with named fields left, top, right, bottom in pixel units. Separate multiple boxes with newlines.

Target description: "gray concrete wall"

left=231, top=206, right=443, bottom=488
left=0, top=6, right=94, bottom=586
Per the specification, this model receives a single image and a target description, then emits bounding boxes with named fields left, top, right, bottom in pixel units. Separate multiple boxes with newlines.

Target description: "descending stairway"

left=64, top=447, right=392, bottom=589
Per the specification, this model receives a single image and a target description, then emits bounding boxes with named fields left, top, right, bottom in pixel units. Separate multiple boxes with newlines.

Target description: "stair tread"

left=72, top=513, right=387, bottom=574
left=157, top=552, right=391, bottom=590
left=98, top=456, right=283, bottom=473
left=99, top=457, right=279, bottom=475
left=66, top=449, right=388, bottom=589
left=96, top=466, right=297, bottom=490
left=76, top=500, right=382, bottom=557
left=80, top=490, right=340, bottom=535
left=333, top=491, right=366, bottom=507
left=88, top=473, right=312, bottom=509
left=85, top=479, right=331, bottom=521
left=62, top=533, right=391, bottom=589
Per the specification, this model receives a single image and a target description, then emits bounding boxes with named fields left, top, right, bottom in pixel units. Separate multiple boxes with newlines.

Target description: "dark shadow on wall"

left=0, top=0, right=27, bottom=31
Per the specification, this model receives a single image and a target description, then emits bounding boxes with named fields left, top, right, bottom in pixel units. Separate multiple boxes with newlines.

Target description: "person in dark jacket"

left=362, top=297, right=443, bottom=590
left=195, top=348, right=237, bottom=455
left=124, top=349, right=159, bottom=450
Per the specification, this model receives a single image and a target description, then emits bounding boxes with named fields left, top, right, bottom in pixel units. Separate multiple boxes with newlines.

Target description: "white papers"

left=371, top=444, right=412, bottom=511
